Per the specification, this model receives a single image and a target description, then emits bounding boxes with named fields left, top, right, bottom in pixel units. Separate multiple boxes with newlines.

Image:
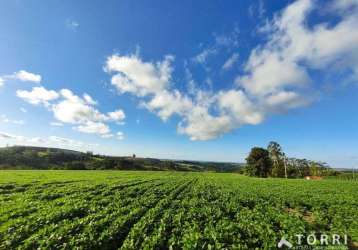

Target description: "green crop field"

left=0, top=171, right=357, bottom=249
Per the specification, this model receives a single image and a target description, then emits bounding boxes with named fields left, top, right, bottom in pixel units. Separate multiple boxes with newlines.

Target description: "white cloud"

left=51, top=90, right=124, bottom=136
left=178, top=106, right=232, bottom=141
left=16, top=87, right=59, bottom=106
left=237, top=55, right=310, bottom=96
left=107, top=109, right=125, bottom=121
left=106, top=53, right=229, bottom=140
left=20, top=107, right=27, bottom=113
left=106, top=54, right=234, bottom=140
left=264, top=91, right=310, bottom=111
left=0, top=70, right=42, bottom=86
left=106, top=54, right=194, bottom=126
left=222, top=53, right=239, bottom=70
left=0, top=115, right=25, bottom=125
left=12, top=70, right=42, bottom=83
left=83, top=93, right=97, bottom=105
left=52, top=90, right=125, bottom=132
left=329, top=0, right=358, bottom=12
left=239, top=0, right=358, bottom=97
left=16, top=86, right=125, bottom=138
left=106, top=54, right=174, bottom=96
left=116, top=131, right=124, bottom=140
left=144, top=90, right=193, bottom=121
left=104, top=0, right=358, bottom=141
left=50, top=122, right=63, bottom=127
left=53, top=90, right=106, bottom=124
left=75, top=121, right=110, bottom=135
left=218, top=90, right=264, bottom=125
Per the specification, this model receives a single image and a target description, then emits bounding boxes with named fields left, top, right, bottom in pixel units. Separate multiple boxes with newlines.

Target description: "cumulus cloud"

left=52, top=90, right=125, bottom=137
left=104, top=0, right=358, bottom=141
left=144, top=90, right=193, bottom=121
left=178, top=107, right=232, bottom=141
left=12, top=70, right=42, bottom=83
left=106, top=54, right=174, bottom=96
left=107, top=109, right=126, bottom=121
left=53, top=89, right=107, bottom=124
left=16, top=87, right=125, bottom=138
left=16, top=87, right=59, bottom=106
left=238, top=0, right=358, bottom=96
left=0, top=70, right=42, bottom=86
left=106, top=53, right=195, bottom=125
left=106, top=54, right=233, bottom=140
left=217, top=90, right=264, bottom=125
left=264, top=91, right=310, bottom=111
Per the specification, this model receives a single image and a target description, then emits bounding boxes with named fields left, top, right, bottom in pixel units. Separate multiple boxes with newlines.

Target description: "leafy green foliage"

left=0, top=171, right=357, bottom=249
left=245, top=147, right=272, bottom=178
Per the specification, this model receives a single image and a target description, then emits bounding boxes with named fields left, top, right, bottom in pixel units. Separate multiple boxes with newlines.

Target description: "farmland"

left=0, top=171, right=357, bottom=249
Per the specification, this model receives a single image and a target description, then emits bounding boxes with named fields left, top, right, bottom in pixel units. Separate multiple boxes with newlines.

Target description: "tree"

left=267, top=141, right=286, bottom=178
left=245, top=147, right=272, bottom=178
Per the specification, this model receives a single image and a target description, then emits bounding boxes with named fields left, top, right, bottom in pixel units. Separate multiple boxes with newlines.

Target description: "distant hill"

left=0, top=146, right=245, bottom=172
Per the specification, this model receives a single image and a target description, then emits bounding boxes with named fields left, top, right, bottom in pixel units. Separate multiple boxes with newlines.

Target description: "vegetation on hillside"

left=0, top=143, right=348, bottom=178
left=0, top=146, right=243, bottom=172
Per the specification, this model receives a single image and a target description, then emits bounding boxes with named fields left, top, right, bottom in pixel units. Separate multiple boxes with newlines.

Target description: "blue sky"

left=0, top=0, right=358, bottom=168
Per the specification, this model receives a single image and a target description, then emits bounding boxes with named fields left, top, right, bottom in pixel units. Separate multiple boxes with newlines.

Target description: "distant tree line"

left=244, top=141, right=339, bottom=178
left=0, top=146, right=242, bottom=172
